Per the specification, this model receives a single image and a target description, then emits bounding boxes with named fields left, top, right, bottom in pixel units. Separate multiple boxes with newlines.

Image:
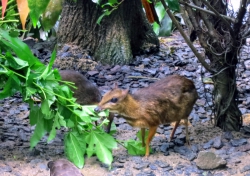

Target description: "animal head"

left=94, top=83, right=129, bottom=113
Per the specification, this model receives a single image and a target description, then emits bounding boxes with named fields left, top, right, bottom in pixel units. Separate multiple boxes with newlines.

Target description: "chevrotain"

left=95, top=75, right=198, bottom=156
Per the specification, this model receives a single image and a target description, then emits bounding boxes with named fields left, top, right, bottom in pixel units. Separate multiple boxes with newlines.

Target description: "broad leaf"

left=47, top=112, right=61, bottom=142
left=1, top=0, right=7, bottom=18
left=0, top=71, right=21, bottom=99
left=5, top=52, right=28, bottom=69
left=30, top=109, right=47, bottom=148
left=27, top=0, right=50, bottom=27
left=74, top=109, right=92, bottom=123
left=95, top=132, right=117, bottom=149
left=96, top=143, right=113, bottom=166
left=0, top=29, right=42, bottom=66
left=166, top=0, right=180, bottom=12
left=16, top=0, right=30, bottom=29
left=49, top=50, right=57, bottom=69
left=159, top=13, right=172, bottom=37
left=85, top=130, right=115, bottom=166
left=29, top=105, right=39, bottom=125
left=41, top=99, right=50, bottom=116
left=64, top=132, right=84, bottom=168
left=125, top=140, right=146, bottom=156
left=41, top=0, right=62, bottom=31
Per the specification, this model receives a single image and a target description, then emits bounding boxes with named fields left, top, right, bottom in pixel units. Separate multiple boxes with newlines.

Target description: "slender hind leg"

left=184, top=119, right=190, bottom=145
left=145, top=126, right=157, bottom=157
left=169, top=120, right=180, bottom=142
left=141, top=128, right=146, bottom=147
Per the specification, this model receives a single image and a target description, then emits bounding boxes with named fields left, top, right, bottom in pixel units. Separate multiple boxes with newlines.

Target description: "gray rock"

left=230, top=138, right=247, bottom=147
left=241, top=164, right=250, bottom=173
left=203, top=139, right=214, bottom=149
left=0, top=165, right=12, bottom=172
left=213, top=136, right=223, bottom=149
left=133, top=162, right=149, bottom=170
left=154, top=160, right=170, bottom=168
left=196, top=151, right=227, bottom=170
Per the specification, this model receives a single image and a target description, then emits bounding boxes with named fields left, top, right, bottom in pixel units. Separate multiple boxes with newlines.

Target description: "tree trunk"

left=57, top=0, right=159, bottom=65
left=181, top=0, right=243, bottom=131
left=212, top=64, right=242, bottom=131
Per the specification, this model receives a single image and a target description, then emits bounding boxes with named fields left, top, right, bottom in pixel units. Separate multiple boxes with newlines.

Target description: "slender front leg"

left=184, top=119, right=189, bottom=145
left=145, top=126, right=157, bottom=157
left=141, top=128, right=146, bottom=147
left=169, top=120, right=180, bottom=142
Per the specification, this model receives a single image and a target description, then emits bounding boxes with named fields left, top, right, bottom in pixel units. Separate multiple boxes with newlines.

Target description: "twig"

left=160, top=0, right=214, bottom=73
left=179, top=0, right=237, bottom=23
left=200, top=0, right=235, bottom=41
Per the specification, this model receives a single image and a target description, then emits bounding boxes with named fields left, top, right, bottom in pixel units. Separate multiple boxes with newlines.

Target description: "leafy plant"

left=119, top=130, right=153, bottom=156
left=0, top=29, right=117, bottom=168
left=0, top=0, right=20, bottom=31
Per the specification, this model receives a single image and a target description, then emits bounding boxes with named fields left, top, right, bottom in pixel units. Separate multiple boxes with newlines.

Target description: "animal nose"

left=94, top=106, right=101, bottom=112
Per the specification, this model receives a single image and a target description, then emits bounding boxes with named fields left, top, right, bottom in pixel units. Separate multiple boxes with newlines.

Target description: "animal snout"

left=94, top=106, right=102, bottom=113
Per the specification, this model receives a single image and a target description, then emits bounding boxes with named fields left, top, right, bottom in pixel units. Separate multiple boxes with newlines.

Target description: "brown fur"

left=60, top=70, right=101, bottom=105
left=95, top=75, right=198, bottom=156
left=60, top=70, right=114, bottom=132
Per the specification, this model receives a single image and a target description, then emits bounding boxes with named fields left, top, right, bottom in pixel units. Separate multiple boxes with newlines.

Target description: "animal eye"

left=110, top=97, right=118, bottom=103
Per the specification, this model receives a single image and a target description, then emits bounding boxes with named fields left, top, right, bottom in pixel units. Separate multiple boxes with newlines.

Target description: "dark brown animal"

left=60, top=70, right=114, bottom=132
left=94, top=75, right=198, bottom=156
left=48, top=159, right=83, bottom=176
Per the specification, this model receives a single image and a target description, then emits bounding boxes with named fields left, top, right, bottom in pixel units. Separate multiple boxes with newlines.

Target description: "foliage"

left=0, top=29, right=117, bottom=168
left=0, top=0, right=20, bottom=31
left=120, top=130, right=152, bottom=156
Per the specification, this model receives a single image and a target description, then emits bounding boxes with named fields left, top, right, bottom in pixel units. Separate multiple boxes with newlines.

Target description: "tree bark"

left=57, top=0, right=159, bottom=65
left=181, top=0, right=243, bottom=131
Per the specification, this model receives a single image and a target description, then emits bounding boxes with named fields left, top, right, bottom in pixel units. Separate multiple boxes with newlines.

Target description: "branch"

left=160, top=0, right=214, bottom=73
left=233, top=0, right=247, bottom=36
left=179, top=0, right=237, bottom=23
left=193, top=0, right=217, bottom=40
left=200, top=0, right=235, bottom=41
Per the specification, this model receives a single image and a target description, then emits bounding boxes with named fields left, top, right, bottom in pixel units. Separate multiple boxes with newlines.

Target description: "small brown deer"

left=94, top=75, right=198, bottom=157
left=60, top=70, right=114, bottom=132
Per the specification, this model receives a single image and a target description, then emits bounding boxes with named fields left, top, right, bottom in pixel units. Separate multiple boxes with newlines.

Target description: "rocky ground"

left=1, top=32, right=250, bottom=176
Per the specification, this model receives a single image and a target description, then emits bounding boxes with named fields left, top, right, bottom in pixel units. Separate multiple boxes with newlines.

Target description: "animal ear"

left=113, top=82, right=118, bottom=89
left=122, top=89, right=129, bottom=96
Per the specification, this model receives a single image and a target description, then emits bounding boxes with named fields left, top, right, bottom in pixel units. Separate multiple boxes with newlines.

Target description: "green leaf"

left=97, top=10, right=111, bottom=25
left=0, top=71, right=21, bottom=99
left=28, top=0, right=50, bottom=27
left=85, top=130, right=115, bottom=166
left=74, top=109, right=92, bottom=123
left=166, top=0, right=180, bottom=12
left=58, top=114, right=67, bottom=127
left=30, top=109, right=47, bottom=149
left=0, top=29, right=42, bottom=66
left=64, top=132, right=84, bottom=168
left=41, top=0, right=62, bottom=31
left=71, top=131, right=87, bottom=155
left=136, top=130, right=149, bottom=142
left=159, top=13, right=172, bottom=37
left=47, top=112, right=61, bottom=142
left=95, top=132, right=117, bottom=149
left=108, top=0, right=117, bottom=5
left=49, top=50, right=57, bottom=69
left=125, top=140, right=146, bottom=156
left=29, top=105, right=40, bottom=125
left=155, top=1, right=166, bottom=21
left=96, top=143, right=113, bottom=166
left=41, top=99, right=50, bottom=116
left=24, top=87, right=37, bottom=101
left=5, top=52, right=29, bottom=69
